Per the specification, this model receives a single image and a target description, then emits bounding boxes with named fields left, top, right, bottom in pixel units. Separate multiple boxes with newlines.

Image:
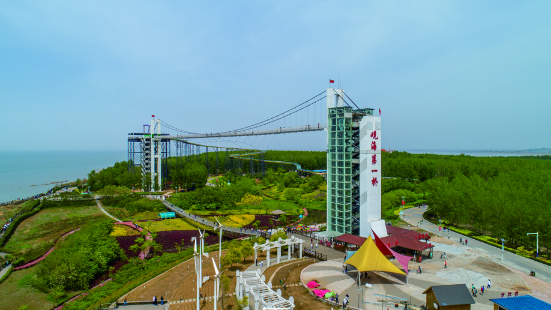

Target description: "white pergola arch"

left=236, top=269, right=295, bottom=310
left=253, top=235, right=304, bottom=267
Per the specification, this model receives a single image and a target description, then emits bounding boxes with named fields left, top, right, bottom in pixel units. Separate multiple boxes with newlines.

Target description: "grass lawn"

left=3, top=205, right=108, bottom=261
left=0, top=204, right=19, bottom=224
left=0, top=265, right=51, bottom=310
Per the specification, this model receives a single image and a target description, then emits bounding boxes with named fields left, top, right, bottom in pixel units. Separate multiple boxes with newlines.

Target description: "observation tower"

left=326, top=88, right=387, bottom=238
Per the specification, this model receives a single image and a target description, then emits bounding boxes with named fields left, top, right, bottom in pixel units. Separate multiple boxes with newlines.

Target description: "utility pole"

left=501, top=239, right=506, bottom=261
left=527, top=232, right=539, bottom=257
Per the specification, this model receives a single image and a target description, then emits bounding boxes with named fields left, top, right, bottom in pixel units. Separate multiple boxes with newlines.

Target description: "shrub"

left=34, top=220, right=123, bottom=291
left=97, top=185, right=132, bottom=196
left=101, top=195, right=165, bottom=215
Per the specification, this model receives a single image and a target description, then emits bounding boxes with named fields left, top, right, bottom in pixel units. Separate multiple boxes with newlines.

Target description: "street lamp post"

left=527, top=232, right=539, bottom=257
left=501, top=239, right=506, bottom=261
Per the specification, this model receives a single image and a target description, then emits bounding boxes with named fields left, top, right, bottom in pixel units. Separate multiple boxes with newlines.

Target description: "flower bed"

left=116, top=235, right=141, bottom=259
left=207, top=215, right=255, bottom=228
left=140, top=219, right=197, bottom=232
left=243, top=214, right=299, bottom=229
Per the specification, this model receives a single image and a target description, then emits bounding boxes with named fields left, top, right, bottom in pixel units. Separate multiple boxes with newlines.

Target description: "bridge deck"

left=149, top=124, right=327, bottom=140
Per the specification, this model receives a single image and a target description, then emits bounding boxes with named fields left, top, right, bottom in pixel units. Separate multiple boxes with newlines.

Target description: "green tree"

left=239, top=241, right=254, bottom=263
left=283, top=188, right=302, bottom=203
left=237, top=296, right=249, bottom=310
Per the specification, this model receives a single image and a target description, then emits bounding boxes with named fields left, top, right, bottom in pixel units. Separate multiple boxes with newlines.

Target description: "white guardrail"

left=161, top=200, right=264, bottom=237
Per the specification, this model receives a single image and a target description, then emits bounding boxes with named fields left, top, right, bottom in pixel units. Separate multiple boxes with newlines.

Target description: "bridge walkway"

left=161, top=200, right=263, bottom=237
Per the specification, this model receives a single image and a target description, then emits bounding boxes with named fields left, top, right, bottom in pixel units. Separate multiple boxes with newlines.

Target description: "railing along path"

left=161, top=200, right=268, bottom=237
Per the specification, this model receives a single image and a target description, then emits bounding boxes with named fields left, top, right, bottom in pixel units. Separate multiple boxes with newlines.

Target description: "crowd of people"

left=1, top=217, right=14, bottom=235
left=470, top=279, right=492, bottom=297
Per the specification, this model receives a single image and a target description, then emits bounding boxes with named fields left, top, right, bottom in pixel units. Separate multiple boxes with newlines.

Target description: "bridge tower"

left=127, top=119, right=170, bottom=192
left=326, top=88, right=387, bottom=238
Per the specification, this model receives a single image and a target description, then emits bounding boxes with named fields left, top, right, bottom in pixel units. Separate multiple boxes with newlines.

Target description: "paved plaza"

left=299, top=230, right=550, bottom=309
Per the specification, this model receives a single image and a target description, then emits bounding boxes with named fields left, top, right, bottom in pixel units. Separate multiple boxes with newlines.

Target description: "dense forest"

left=89, top=150, right=551, bottom=256
left=382, top=152, right=551, bottom=255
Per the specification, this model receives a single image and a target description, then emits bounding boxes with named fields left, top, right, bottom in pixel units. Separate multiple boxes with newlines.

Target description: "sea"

left=0, top=150, right=126, bottom=204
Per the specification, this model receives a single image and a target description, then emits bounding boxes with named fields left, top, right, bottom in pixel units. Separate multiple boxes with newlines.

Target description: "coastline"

left=0, top=150, right=125, bottom=204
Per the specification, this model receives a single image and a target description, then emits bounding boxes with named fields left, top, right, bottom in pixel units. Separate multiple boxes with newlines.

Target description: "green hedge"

left=0, top=201, right=43, bottom=247
left=41, top=198, right=96, bottom=208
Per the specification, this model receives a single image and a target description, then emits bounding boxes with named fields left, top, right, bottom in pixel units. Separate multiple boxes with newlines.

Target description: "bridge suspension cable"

left=222, top=90, right=326, bottom=133
left=159, top=90, right=326, bottom=136
left=342, top=90, right=361, bottom=110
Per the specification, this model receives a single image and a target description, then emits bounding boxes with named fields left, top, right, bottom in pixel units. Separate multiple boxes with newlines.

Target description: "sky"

left=1, top=1, right=550, bottom=152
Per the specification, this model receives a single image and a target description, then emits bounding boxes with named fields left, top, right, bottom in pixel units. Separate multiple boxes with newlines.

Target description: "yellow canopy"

left=344, top=236, right=406, bottom=275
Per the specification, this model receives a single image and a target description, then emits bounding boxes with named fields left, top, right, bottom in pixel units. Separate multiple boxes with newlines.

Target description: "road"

left=402, top=206, right=551, bottom=283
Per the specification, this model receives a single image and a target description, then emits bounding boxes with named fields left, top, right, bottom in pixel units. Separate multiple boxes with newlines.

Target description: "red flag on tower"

left=329, top=80, right=334, bottom=83
left=152, top=115, right=155, bottom=117
left=379, top=109, right=381, bottom=115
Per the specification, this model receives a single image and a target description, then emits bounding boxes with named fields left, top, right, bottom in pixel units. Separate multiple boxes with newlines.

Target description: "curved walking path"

left=96, top=199, right=151, bottom=259
left=402, top=206, right=551, bottom=283
left=0, top=264, right=11, bottom=279
left=96, top=199, right=122, bottom=222
left=14, top=228, right=80, bottom=270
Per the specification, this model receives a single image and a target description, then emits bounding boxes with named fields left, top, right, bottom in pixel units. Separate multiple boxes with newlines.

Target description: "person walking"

left=444, top=261, right=447, bottom=268
left=161, top=296, right=164, bottom=305
left=316, top=242, right=318, bottom=249
left=460, top=237, right=462, bottom=244
left=465, top=238, right=468, bottom=245
left=481, top=285, right=484, bottom=295
left=487, top=279, right=491, bottom=289
left=335, top=293, right=339, bottom=304
left=153, top=296, right=157, bottom=306
left=283, top=282, right=287, bottom=290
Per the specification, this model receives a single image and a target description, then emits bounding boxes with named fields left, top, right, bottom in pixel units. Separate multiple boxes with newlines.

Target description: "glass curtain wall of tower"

left=327, top=106, right=374, bottom=235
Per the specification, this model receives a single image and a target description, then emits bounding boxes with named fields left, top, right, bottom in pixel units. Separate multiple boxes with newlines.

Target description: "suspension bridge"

left=127, top=88, right=386, bottom=238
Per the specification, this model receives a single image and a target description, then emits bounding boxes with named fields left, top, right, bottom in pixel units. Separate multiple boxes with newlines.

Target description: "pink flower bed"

left=116, top=235, right=141, bottom=258
left=155, top=230, right=228, bottom=250
left=313, top=289, right=330, bottom=297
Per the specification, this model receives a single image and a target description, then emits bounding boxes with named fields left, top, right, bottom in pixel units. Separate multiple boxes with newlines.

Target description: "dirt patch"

left=471, top=257, right=510, bottom=274
left=122, top=249, right=265, bottom=309
left=275, top=261, right=335, bottom=310
left=430, top=236, right=457, bottom=245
